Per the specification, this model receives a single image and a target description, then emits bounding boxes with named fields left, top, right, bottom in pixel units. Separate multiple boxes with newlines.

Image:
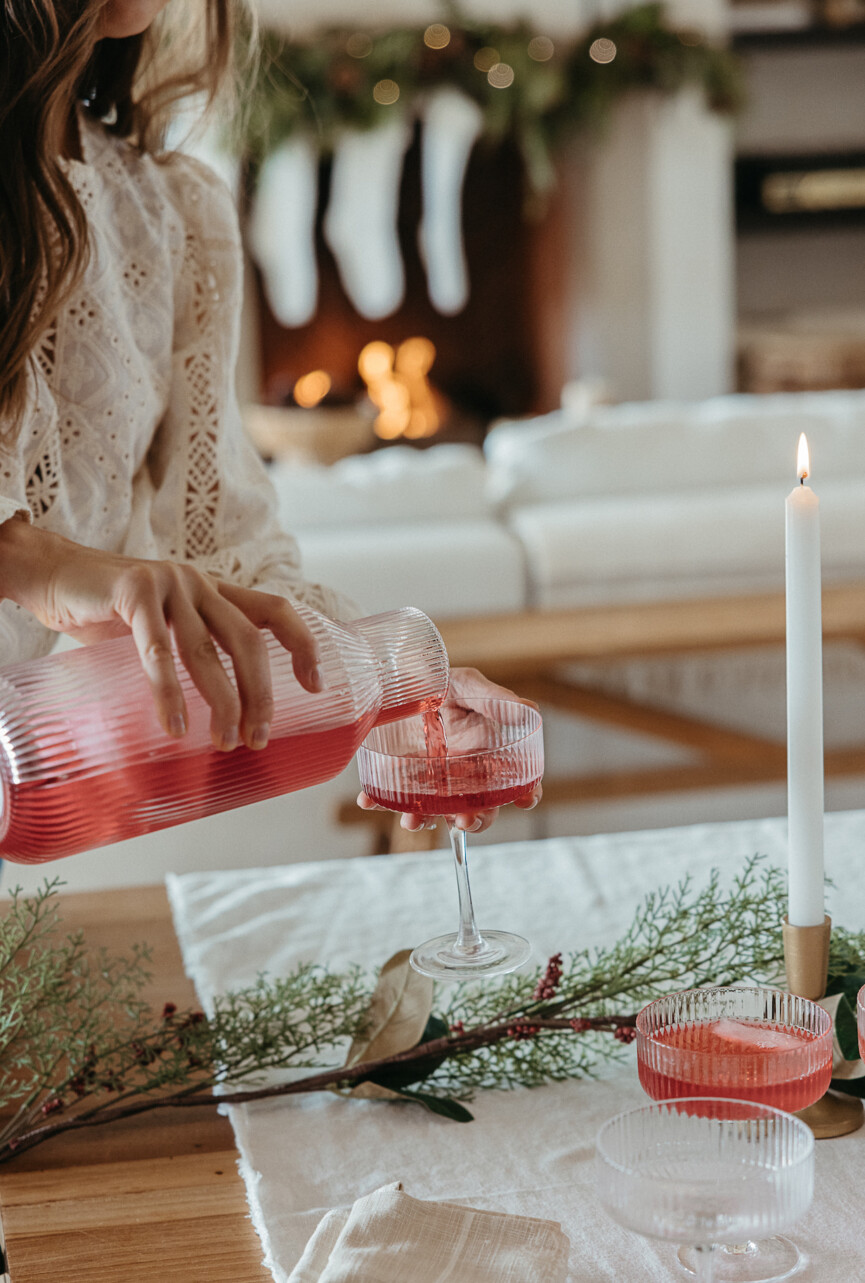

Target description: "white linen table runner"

left=167, top=810, right=865, bottom=1282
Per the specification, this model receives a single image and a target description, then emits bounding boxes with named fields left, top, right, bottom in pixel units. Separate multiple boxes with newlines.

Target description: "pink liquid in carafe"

left=3, top=722, right=361, bottom=862
left=0, top=605, right=449, bottom=863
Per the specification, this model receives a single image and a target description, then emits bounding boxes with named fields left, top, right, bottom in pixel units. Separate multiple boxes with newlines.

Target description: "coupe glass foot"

left=678, top=1236, right=804, bottom=1282
left=410, top=930, right=531, bottom=980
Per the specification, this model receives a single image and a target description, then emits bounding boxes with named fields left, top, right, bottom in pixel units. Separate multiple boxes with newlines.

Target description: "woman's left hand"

left=356, top=667, right=542, bottom=834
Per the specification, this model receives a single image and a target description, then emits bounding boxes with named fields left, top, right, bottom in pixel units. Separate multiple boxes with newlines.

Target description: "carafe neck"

left=348, top=608, right=449, bottom=726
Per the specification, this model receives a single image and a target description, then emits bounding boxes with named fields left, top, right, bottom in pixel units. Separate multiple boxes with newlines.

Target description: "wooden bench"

left=438, top=581, right=865, bottom=805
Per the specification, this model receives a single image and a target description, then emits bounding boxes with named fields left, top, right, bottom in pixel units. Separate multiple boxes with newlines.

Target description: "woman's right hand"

left=0, top=519, right=321, bottom=751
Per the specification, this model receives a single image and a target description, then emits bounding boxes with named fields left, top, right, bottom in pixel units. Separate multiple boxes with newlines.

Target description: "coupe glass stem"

left=449, top=824, right=486, bottom=955
left=694, top=1244, right=716, bottom=1283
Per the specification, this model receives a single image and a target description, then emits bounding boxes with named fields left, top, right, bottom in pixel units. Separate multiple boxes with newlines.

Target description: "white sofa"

left=286, top=388, right=865, bottom=617
left=9, top=389, right=865, bottom=897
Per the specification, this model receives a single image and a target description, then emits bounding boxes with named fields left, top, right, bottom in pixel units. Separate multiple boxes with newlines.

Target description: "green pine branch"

left=0, top=856, right=860, bottom=1162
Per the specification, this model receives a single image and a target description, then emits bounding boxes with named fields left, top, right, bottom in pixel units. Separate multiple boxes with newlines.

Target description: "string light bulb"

left=424, top=23, right=451, bottom=49
left=373, top=79, right=400, bottom=105
left=488, top=62, right=515, bottom=89
left=473, top=46, right=499, bottom=72
left=345, top=32, right=372, bottom=58
left=527, top=36, right=555, bottom=61
left=589, top=38, right=617, bottom=64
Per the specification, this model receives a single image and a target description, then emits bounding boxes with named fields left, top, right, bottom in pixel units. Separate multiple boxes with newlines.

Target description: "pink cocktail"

left=358, top=697, right=543, bottom=980
left=637, top=987, right=833, bottom=1115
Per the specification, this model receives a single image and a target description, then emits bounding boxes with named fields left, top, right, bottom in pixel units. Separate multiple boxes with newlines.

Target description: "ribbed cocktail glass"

left=595, top=1098, right=815, bottom=1283
left=358, top=696, right=543, bottom=980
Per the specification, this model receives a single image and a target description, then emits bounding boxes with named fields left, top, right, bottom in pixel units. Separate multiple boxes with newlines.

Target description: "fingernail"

left=169, top=713, right=186, bottom=737
left=251, top=724, right=270, bottom=750
left=469, top=818, right=483, bottom=832
left=308, top=662, right=323, bottom=691
left=219, top=727, right=239, bottom=752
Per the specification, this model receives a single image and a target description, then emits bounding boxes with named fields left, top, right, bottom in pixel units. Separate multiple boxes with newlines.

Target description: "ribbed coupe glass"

left=595, top=1099, right=815, bottom=1283
left=858, top=983, right=865, bottom=1062
left=357, top=697, right=543, bottom=980
left=636, top=987, right=833, bottom=1113
left=0, top=605, right=448, bottom=863
left=636, top=986, right=831, bottom=1281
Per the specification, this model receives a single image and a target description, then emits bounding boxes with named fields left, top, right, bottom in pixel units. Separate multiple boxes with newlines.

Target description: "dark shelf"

left=731, top=20, right=865, bottom=49
left=736, top=150, right=865, bottom=231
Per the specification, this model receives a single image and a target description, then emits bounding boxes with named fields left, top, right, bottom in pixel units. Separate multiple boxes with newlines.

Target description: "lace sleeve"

left=0, top=365, right=47, bottom=528
left=141, top=154, right=360, bottom=622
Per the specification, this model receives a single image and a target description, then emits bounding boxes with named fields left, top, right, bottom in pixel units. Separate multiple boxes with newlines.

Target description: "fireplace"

left=251, top=130, right=548, bottom=445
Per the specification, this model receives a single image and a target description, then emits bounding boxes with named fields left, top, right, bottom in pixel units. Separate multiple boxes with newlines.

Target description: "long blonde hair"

left=0, top=1, right=246, bottom=425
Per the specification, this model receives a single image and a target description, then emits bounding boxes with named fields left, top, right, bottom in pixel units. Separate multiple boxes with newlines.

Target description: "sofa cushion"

left=509, top=477, right=865, bottom=608
left=296, top=520, right=526, bottom=619
left=270, top=443, right=492, bottom=530
left=485, top=390, right=865, bottom=507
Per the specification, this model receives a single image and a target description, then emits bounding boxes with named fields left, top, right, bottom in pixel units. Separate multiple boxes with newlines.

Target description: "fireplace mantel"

left=246, top=0, right=736, bottom=403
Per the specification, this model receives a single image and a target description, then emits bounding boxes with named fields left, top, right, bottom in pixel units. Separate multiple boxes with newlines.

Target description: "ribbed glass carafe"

left=0, top=604, right=449, bottom=863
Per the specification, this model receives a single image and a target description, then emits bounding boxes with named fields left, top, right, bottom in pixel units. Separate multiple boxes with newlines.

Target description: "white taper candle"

left=785, top=433, right=825, bottom=927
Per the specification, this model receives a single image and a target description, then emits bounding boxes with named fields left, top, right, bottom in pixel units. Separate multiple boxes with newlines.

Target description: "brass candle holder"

left=783, top=915, right=864, bottom=1139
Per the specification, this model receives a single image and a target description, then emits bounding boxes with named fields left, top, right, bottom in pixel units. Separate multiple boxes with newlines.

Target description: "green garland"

left=1, top=857, right=863, bottom=1159
left=239, top=3, right=743, bottom=198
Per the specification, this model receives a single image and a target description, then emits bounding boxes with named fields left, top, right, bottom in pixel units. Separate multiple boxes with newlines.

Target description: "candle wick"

left=799, top=474, right=807, bottom=485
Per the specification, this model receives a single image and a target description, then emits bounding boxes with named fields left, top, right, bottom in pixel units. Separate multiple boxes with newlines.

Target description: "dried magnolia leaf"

left=344, top=949, right=433, bottom=1100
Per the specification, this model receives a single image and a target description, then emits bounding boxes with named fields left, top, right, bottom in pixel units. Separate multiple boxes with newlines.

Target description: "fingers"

left=122, top=564, right=326, bottom=750
left=125, top=584, right=189, bottom=741
left=168, top=594, right=243, bottom=750
left=513, top=784, right=543, bottom=810
left=452, top=809, right=498, bottom=833
left=219, top=583, right=322, bottom=694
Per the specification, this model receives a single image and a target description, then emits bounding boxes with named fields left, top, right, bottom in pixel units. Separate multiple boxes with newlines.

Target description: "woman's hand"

left=357, top=666, right=542, bottom=834
left=0, top=520, right=320, bottom=750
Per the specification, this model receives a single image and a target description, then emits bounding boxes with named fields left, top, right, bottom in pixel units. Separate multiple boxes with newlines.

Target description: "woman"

left=0, top=0, right=539, bottom=837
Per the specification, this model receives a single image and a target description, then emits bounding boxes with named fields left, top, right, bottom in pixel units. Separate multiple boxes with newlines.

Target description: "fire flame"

left=358, top=338, right=443, bottom=440
left=293, top=369, right=332, bottom=409
left=797, top=432, right=810, bottom=483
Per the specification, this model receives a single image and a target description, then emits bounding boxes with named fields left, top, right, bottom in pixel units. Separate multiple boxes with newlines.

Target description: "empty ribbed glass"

left=636, top=987, right=833, bottom=1114
left=595, top=1099, right=815, bottom=1283
left=858, top=984, right=865, bottom=1063
left=0, top=604, right=448, bottom=863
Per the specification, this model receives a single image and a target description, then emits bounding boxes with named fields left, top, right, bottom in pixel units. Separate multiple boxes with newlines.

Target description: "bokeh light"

left=527, top=36, right=555, bottom=62
left=345, top=32, right=373, bottom=59
left=424, top=23, right=451, bottom=50
left=293, top=370, right=331, bottom=409
left=358, top=342, right=395, bottom=383
left=395, top=336, right=436, bottom=378
left=373, top=79, right=400, bottom=106
left=488, top=62, right=515, bottom=89
left=473, top=46, right=499, bottom=72
left=589, top=38, right=617, bottom=64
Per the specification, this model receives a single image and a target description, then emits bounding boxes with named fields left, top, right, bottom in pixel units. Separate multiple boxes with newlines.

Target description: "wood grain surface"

left=0, top=885, right=270, bottom=1282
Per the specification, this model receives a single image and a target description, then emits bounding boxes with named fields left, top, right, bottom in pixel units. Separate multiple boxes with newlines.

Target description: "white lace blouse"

left=0, top=109, right=353, bottom=667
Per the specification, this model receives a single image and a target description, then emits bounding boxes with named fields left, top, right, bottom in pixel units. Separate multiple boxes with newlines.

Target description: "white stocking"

left=418, top=88, right=484, bottom=316
left=323, top=117, right=412, bottom=320
left=247, top=135, right=320, bottom=328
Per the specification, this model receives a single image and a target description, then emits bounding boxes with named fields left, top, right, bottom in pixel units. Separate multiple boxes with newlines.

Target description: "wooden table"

left=0, top=887, right=269, bottom=1283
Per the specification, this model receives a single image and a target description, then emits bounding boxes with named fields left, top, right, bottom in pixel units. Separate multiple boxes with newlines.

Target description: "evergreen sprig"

left=0, top=856, right=861, bottom=1161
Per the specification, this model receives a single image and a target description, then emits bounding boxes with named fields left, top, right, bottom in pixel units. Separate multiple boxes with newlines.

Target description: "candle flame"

left=797, top=433, right=810, bottom=483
